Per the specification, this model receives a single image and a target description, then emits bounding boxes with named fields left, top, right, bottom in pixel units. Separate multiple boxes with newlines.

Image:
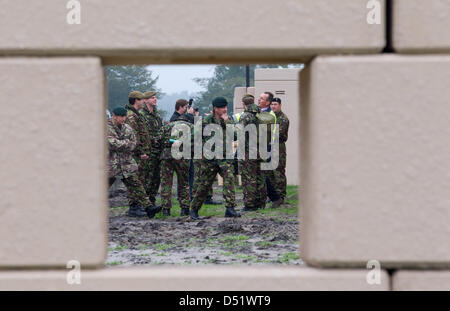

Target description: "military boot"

left=242, top=206, right=258, bottom=212
left=163, top=208, right=171, bottom=216
left=146, top=205, right=162, bottom=219
left=270, top=198, right=284, bottom=209
left=190, top=209, right=199, bottom=220
left=127, top=204, right=147, bottom=217
left=225, top=207, right=241, bottom=218
left=180, top=208, right=190, bottom=216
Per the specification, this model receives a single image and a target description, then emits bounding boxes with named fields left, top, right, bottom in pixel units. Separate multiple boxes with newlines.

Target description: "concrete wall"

left=1, top=0, right=450, bottom=290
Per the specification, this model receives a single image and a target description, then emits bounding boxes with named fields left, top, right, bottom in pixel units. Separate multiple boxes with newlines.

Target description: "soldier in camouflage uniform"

left=125, top=91, right=153, bottom=202
left=160, top=113, right=193, bottom=216
left=269, top=98, right=290, bottom=202
left=190, top=97, right=240, bottom=220
left=139, top=91, right=164, bottom=206
left=238, top=96, right=267, bottom=211
left=108, top=107, right=161, bottom=218
left=192, top=160, right=218, bottom=203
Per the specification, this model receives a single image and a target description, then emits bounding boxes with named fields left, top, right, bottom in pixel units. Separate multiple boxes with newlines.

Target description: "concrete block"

left=0, top=267, right=389, bottom=290
left=0, top=0, right=385, bottom=63
left=393, top=0, right=450, bottom=53
left=300, top=55, right=450, bottom=268
left=393, top=271, right=450, bottom=291
left=0, top=57, right=107, bottom=268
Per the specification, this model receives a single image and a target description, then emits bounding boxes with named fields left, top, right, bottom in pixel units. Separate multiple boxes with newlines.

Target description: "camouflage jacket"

left=239, top=104, right=261, bottom=158
left=125, top=104, right=152, bottom=158
left=107, top=119, right=138, bottom=178
left=139, top=105, right=163, bottom=154
left=161, top=119, right=194, bottom=160
left=274, top=111, right=289, bottom=144
left=201, top=113, right=236, bottom=161
left=274, top=110, right=289, bottom=155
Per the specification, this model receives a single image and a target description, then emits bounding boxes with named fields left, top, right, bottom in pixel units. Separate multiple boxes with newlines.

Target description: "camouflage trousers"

left=109, top=174, right=150, bottom=208
left=267, top=149, right=287, bottom=200
left=160, top=158, right=190, bottom=210
left=193, top=159, right=213, bottom=199
left=191, top=159, right=235, bottom=211
left=138, top=152, right=161, bottom=205
left=239, top=159, right=266, bottom=209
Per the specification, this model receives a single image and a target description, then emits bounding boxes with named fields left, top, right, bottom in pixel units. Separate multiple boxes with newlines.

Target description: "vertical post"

left=245, top=65, right=250, bottom=88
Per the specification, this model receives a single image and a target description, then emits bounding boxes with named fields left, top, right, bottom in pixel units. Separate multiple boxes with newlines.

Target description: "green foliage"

left=114, top=245, right=128, bottom=251
left=279, top=252, right=300, bottom=263
left=154, top=243, right=175, bottom=251
left=105, top=66, right=162, bottom=111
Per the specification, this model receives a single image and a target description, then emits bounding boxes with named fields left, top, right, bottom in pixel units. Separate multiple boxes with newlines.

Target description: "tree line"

left=105, top=64, right=293, bottom=118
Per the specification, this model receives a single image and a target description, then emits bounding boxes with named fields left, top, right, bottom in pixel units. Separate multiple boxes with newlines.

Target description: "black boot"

left=190, top=209, right=199, bottom=220
left=163, top=208, right=170, bottom=216
left=225, top=207, right=241, bottom=218
left=180, top=208, right=190, bottom=216
left=270, top=199, right=283, bottom=209
left=146, top=205, right=162, bottom=219
left=127, top=204, right=146, bottom=217
left=204, top=197, right=222, bottom=205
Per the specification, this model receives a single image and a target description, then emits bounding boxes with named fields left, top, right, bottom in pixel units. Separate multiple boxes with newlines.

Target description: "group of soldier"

left=107, top=89, right=290, bottom=221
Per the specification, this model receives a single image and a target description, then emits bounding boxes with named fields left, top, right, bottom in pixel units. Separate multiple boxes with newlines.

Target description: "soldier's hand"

left=141, top=154, right=149, bottom=160
left=221, top=113, right=229, bottom=122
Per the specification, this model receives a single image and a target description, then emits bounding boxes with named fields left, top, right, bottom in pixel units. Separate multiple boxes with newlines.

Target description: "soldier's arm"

left=107, top=134, right=131, bottom=151
left=126, top=115, right=142, bottom=155
left=279, top=118, right=289, bottom=143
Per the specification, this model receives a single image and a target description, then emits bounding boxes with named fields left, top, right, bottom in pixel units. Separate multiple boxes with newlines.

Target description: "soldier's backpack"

left=256, top=111, right=276, bottom=145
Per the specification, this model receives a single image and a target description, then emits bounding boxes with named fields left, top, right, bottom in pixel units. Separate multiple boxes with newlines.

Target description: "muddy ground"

left=107, top=179, right=304, bottom=266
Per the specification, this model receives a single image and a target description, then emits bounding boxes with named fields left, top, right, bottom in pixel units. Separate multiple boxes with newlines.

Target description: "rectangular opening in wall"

left=106, top=64, right=303, bottom=267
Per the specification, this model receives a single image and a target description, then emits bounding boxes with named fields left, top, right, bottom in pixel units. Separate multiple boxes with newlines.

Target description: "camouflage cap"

left=143, top=91, right=157, bottom=99
left=129, top=91, right=144, bottom=99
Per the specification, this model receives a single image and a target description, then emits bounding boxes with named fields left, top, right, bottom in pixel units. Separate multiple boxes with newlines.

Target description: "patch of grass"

left=218, top=235, right=250, bottom=250
left=235, top=254, right=257, bottom=261
left=279, top=252, right=300, bottom=263
left=220, top=251, right=233, bottom=256
left=154, top=243, right=175, bottom=251
left=220, top=235, right=249, bottom=242
left=207, top=257, right=220, bottom=264
left=106, top=261, right=123, bottom=266
left=114, top=245, right=128, bottom=251
left=156, top=252, right=167, bottom=257
left=255, top=241, right=275, bottom=248
left=138, top=244, right=149, bottom=250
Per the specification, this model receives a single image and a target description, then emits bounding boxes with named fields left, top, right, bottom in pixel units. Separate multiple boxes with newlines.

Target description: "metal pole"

left=245, top=65, right=250, bottom=88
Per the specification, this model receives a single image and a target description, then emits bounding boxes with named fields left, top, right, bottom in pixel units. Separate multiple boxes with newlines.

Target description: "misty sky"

left=146, top=65, right=216, bottom=94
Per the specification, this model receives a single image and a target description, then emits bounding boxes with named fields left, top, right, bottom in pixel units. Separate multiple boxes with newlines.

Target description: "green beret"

left=113, top=107, right=127, bottom=116
left=129, top=91, right=144, bottom=99
left=212, top=96, right=228, bottom=108
left=143, top=91, right=156, bottom=99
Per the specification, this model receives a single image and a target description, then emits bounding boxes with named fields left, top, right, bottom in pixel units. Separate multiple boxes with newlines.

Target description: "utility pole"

left=245, top=65, right=250, bottom=88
